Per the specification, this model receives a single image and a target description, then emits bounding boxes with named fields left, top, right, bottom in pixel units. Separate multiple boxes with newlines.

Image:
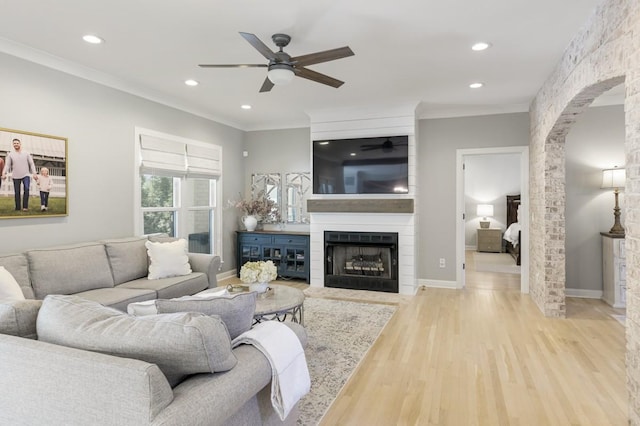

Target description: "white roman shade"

left=139, top=134, right=186, bottom=177
left=187, top=144, right=221, bottom=178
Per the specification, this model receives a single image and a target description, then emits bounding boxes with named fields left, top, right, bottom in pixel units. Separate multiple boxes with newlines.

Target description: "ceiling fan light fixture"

left=267, top=64, right=295, bottom=85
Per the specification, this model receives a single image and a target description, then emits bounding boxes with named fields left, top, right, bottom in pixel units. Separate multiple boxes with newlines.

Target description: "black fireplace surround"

left=324, top=231, right=399, bottom=293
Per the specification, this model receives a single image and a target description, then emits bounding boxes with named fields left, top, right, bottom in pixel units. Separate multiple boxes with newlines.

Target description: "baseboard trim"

left=566, top=288, right=603, bottom=299
left=216, top=270, right=237, bottom=283
left=419, top=279, right=458, bottom=289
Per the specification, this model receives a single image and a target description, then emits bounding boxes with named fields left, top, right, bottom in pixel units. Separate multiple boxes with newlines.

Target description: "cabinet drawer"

left=273, top=235, right=308, bottom=246
left=478, top=242, right=501, bottom=253
left=238, top=234, right=272, bottom=245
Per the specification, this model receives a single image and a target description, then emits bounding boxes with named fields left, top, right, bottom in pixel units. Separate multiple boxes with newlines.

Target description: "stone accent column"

left=529, top=0, right=639, bottom=421
left=626, top=72, right=640, bottom=425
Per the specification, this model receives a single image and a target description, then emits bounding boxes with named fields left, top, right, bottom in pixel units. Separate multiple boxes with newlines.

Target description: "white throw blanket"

left=232, top=321, right=311, bottom=420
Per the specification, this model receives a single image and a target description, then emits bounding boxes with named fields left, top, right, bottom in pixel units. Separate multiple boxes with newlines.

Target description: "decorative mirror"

left=285, top=172, right=311, bottom=223
left=251, top=173, right=281, bottom=223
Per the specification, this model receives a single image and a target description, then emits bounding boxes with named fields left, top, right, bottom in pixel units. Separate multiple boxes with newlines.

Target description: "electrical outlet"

left=439, top=258, right=446, bottom=268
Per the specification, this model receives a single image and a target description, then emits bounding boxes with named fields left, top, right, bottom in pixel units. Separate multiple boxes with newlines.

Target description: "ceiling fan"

left=199, top=32, right=354, bottom=93
left=360, top=139, right=408, bottom=152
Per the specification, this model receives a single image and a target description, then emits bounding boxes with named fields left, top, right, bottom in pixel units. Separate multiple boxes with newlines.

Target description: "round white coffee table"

left=253, top=284, right=305, bottom=325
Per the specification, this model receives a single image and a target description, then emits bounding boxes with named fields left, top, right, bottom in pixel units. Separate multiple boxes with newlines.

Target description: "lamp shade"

left=476, top=204, right=494, bottom=218
left=601, top=168, right=626, bottom=189
left=267, top=64, right=295, bottom=85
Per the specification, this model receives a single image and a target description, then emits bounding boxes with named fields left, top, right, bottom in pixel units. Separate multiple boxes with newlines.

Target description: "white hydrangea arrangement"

left=240, top=260, right=278, bottom=284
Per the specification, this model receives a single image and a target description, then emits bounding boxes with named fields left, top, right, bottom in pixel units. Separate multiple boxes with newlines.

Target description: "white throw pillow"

left=0, top=266, right=25, bottom=302
left=145, top=239, right=192, bottom=280
left=127, top=287, right=229, bottom=316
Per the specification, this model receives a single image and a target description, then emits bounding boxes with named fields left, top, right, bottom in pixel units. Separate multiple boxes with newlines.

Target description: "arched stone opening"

left=536, top=77, right=625, bottom=318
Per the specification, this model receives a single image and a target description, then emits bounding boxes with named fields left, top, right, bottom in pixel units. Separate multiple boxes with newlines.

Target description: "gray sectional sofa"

left=0, top=236, right=304, bottom=425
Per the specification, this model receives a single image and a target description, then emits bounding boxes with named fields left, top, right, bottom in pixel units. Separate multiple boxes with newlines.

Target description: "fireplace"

left=324, top=231, right=399, bottom=293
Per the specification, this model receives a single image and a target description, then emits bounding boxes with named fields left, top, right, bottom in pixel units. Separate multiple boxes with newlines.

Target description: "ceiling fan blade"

left=198, top=64, right=268, bottom=68
left=239, top=32, right=277, bottom=61
left=361, top=146, right=381, bottom=151
left=259, top=77, right=274, bottom=93
left=294, top=67, right=344, bottom=88
left=292, top=46, right=354, bottom=67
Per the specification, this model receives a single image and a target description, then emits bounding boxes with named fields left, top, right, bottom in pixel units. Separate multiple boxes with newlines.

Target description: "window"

left=135, top=128, right=222, bottom=256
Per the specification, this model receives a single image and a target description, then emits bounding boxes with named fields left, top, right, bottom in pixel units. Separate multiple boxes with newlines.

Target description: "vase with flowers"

left=229, top=190, right=279, bottom=231
left=240, top=260, right=278, bottom=293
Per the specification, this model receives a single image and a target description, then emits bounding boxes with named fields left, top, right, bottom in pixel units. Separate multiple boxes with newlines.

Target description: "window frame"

left=134, top=127, right=223, bottom=258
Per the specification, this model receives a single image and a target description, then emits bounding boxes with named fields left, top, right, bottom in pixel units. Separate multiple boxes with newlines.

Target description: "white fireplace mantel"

left=307, top=104, right=419, bottom=295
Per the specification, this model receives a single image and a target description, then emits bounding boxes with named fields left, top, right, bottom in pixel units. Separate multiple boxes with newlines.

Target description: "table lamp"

left=601, top=167, right=625, bottom=235
left=477, top=204, right=494, bottom=229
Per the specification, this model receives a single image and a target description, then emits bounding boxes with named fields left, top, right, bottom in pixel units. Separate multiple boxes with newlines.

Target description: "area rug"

left=473, top=252, right=521, bottom=274
left=296, top=297, right=397, bottom=425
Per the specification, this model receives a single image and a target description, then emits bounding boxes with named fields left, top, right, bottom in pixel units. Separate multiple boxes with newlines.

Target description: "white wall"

left=0, top=52, right=245, bottom=273
left=565, top=104, right=625, bottom=292
left=464, top=153, right=521, bottom=247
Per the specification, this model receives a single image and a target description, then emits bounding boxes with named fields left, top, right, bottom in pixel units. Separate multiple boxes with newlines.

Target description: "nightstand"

left=477, top=228, right=502, bottom=253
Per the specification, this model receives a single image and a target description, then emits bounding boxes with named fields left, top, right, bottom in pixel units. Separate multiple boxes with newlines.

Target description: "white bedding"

left=503, top=222, right=521, bottom=247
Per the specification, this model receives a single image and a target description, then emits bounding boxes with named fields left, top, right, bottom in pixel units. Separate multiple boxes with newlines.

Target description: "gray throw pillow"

left=0, top=300, right=42, bottom=339
left=155, top=292, right=257, bottom=339
left=37, top=295, right=237, bottom=387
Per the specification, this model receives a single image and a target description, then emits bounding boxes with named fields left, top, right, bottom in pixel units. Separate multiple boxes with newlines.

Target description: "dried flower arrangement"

left=228, top=190, right=280, bottom=222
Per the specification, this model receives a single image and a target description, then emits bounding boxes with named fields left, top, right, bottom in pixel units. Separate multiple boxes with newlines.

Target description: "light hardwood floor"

left=317, top=253, right=628, bottom=425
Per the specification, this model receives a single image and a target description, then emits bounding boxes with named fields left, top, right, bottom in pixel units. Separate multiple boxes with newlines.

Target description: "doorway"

left=455, top=146, right=529, bottom=292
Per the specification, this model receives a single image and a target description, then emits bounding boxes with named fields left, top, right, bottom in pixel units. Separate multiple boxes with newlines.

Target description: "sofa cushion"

left=102, top=237, right=149, bottom=285
left=0, top=254, right=33, bottom=299
left=73, top=287, right=157, bottom=312
left=28, top=243, right=115, bottom=299
left=0, top=300, right=42, bottom=339
left=37, top=295, right=237, bottom=387
left=119, top=272, right=209, bottom=300
left=0, top=267, right=25, bottom=302
left=145, top=239, right=192, bottom=280
left=155, top=292, right=257, bottom=339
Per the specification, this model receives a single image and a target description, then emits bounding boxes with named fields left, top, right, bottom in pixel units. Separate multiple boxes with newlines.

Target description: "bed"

left=503, top=194, right=521, bottom=265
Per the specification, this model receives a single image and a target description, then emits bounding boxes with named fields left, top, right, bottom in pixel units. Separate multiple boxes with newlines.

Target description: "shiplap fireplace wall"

left=307, top=104, right=418, bottom=295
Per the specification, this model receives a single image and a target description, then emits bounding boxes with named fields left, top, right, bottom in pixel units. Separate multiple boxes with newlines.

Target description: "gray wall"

left=241, top=113, right=531, bottom=283
left=244, top=128, right=311, bottom=232
left=0, top=53, right=245, bottom=273
left=418, top=113, right=530, bottom=281
left=565, top=104, right=625, bottom=292
left=2, top=48, right=621, bottom=285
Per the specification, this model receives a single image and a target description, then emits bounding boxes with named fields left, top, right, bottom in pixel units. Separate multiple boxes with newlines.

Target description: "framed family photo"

left=0, top=127, right=68, bottom=218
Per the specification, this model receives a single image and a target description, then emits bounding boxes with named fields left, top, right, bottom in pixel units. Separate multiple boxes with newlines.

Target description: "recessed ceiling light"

left=241, top=104, right=252, bottom=110
left=471, top=42, right=490, bottom=51
left=184, top=79, right=199, bottom=86
left=469, top=82, right=484, bottom=89
left=350, top=152, right=357, bottom=156
left=82, top=34, right=104, bottom=44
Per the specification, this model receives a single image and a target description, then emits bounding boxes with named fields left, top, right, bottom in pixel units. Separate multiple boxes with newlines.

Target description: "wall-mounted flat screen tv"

left=313, top=135, right=409, bottom=194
